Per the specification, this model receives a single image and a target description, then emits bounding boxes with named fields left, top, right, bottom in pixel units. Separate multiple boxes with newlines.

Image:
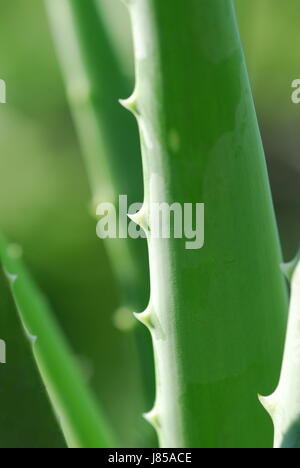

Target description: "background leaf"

left=0, top=236, right=116, bottom=448
left=0, top=258, right=65, bottom=448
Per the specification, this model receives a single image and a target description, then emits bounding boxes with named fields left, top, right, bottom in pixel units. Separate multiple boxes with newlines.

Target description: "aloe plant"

left=121, top=0, right=288, bottom=448
left=45, top=1, right=155, bottom=431
left=0, top=0, right=296, bottom=450
left=0, top=254, right=65, bottom=448
left=0, top=235, right=115, bottom=448
left=45, top=0, right=148, bottom=316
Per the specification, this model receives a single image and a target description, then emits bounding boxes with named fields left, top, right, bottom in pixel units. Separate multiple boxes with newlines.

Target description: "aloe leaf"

left=0, top=236, right=116, bottom=448
left=0, top=261, right=65, bottom=448
left=45, top=0, right=148, bottom=314
left=124, top=0, right=288, bottom=448
left=45, top=0, right=156, bottom=445
left=281, top=419, right=300, bottom=449
left=260, top=253, right=300, bottom=448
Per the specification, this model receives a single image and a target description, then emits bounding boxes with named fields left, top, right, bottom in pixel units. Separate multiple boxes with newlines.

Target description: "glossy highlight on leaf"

left=126, top=0, right=288, bottom=448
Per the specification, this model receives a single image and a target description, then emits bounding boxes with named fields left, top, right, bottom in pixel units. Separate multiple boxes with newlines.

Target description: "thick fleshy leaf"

left=0, top=259, right=65, bottom=448
left=0, top=236, right=116, bottom=448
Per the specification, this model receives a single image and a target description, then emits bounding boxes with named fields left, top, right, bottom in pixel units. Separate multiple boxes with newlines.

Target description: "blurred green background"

left=0, top=0, right=299, bottom=447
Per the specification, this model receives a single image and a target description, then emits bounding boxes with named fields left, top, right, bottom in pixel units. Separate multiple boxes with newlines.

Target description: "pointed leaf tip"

left=281, top=248, right=300, bottom=282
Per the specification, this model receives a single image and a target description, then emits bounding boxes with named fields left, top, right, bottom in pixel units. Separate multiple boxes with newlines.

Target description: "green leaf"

left=126, top=0, right=288, bottom=448
left=0, top=235, right=116, bottom=448
left=45, top=0, right=149, bottom=312
left=45, top=0, right=156, bottom=446
left=0, top=263, right=65, bottom=448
